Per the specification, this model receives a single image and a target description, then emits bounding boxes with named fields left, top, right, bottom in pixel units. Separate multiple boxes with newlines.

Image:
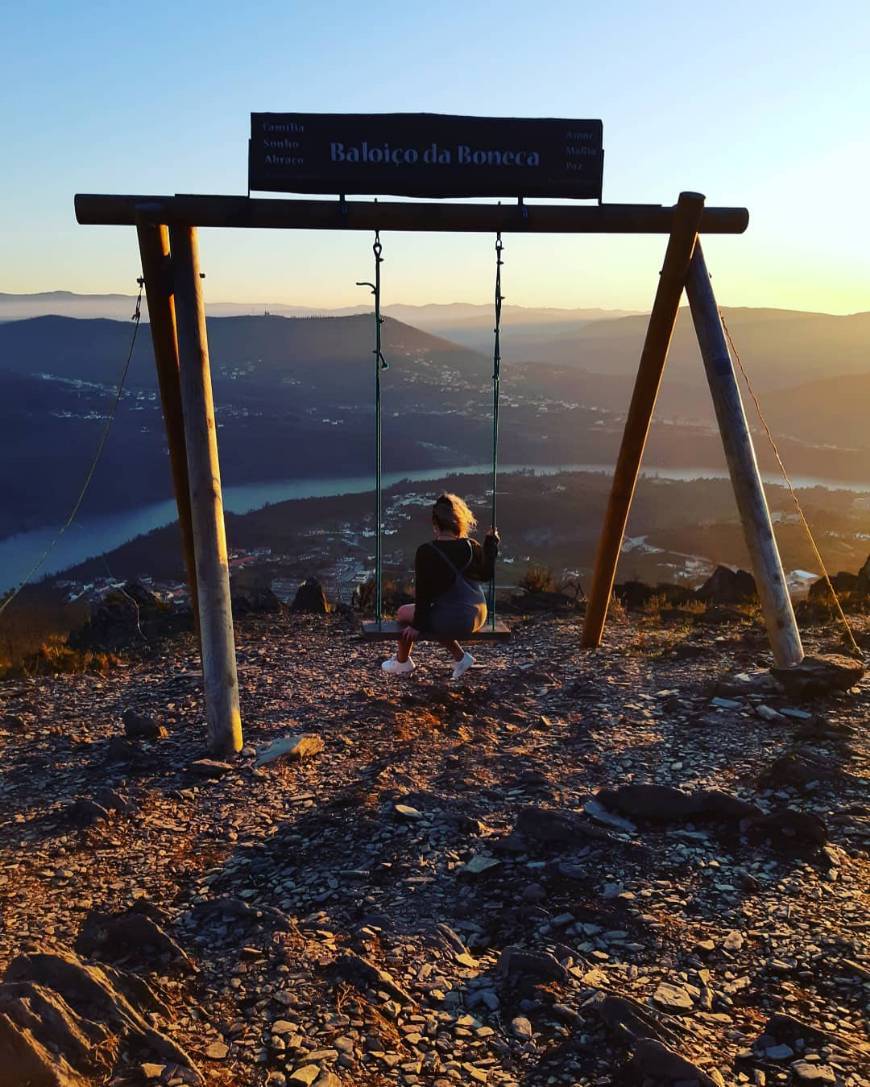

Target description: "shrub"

left=640, top=593, right=669, bottom=615
left=518, top=564, right=557, bottom=594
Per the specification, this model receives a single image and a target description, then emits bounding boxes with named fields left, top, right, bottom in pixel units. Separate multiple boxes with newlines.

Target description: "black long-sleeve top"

left=414, top=535, right=498, bottom=631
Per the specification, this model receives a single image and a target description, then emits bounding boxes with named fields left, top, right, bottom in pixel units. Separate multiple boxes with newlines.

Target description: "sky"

left=2, top=1, right=869, bottom=313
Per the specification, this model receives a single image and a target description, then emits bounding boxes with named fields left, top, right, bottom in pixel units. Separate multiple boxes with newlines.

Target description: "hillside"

left=527, top=307, right=870, bottom=391
left=0, top=309, right=867, bottom=547
left=0, top=312, right=480, bottom=388
left=764, top=373, right=870, bottom=450
left=375, top=303, right=639, bottom=355
left=0, top=606, right=867, bottom=1086
left=55, top=471, right=870, bottom=606
left=0, top=314, right=495, bottom=537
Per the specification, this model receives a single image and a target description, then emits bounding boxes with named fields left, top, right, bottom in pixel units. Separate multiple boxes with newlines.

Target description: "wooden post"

left=169, top=224, right=243, bottom=754
left=582, top=192, right=706, bottom=647
left=685, top=244, right=804, bottom=668
left=136, top=223, right=200, bottom=632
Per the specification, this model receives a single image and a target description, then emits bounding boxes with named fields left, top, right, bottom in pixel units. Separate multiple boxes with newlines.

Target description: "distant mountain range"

left=529, top=306, right=870, bottom=388
left=0, top=302, right=867, bottom=542
left=517, top=306, right=870, bottom=450
left=0, top=289, right=634, bottom=325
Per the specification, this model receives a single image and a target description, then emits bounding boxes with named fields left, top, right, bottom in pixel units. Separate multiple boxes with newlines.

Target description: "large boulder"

left=757, top=751, right=848, bottom=790
left=331, top=952, right=415, bottom=1006
left=807, top=571, right=857, bottom=602
left=772, top=654, right=865, bottom=699
left=599, top=783, right=698, bottom=821
left=855, top=554, right=870, bottom=597
left=120, top=580, right=163, bottom=611
left=0, top=949, right=202, bottom=1085
left=697, top=565, right=757, bottom=604
left=621, top=1039, right=719, bottom=1087
left=69, top=580, right=188, bottom=651
left=753, top=1012, right=840, bottom=1052
left=498, top=946, right=568, bottom=985
left=230, top=583, right=282, bottom=615
left=656, top=582, right=699, bottom=606
left=75, top=905, right=194, bottom=973
left=614, top=579, right=702, bottom=609
left=617, top=580, right=703, bottom=609
left=291, top=577, right=331, bottom=614
left=122, top=708, right=167, bottom=741
left=255, top=733, right=325, bottom=767
left=591, top=991, right=676, bottom=1045
left=509, top=588, right=579, bottom=613
left=743, top=808, right=829, bottom=852
left=597, top=783, right=760, bottom=824
left=615, top=581, right=655, bottom=610
left=515, top=805, right=616, bottom=847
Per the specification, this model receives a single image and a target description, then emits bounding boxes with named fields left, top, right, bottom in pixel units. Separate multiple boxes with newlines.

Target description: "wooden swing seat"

left=362, top=620, right=511, bottom=642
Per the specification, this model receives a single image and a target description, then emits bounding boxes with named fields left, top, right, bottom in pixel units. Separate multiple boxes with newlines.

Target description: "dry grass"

left=607, top=593, right=629, bottom=625
left=517, top=563, right=558, bottom=594
left=0, top=635, right=116, bottom=680
left=640, top=593, right=707, bottom=617
left=0, top=591, right=113, bottom=678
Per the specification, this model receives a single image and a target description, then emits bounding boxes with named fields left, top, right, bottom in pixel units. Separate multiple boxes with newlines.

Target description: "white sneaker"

left=451, top=652, right=475, bottom=680
left=382, top=655, right=415, bottom=675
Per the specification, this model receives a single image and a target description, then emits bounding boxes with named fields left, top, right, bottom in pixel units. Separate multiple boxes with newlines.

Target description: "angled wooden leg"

left=169, top=224, right=243, bottom=755
left=685, top=243, right=803, bottom=668
left=582, top=192, right=706, bottom=648
left=136, top=222, right=199, bottom=636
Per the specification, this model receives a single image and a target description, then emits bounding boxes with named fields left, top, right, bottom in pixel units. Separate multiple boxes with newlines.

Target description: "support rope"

left=719, top=312, right=861, bottom=658
left=0, top=278, right=145, bottom=619
left=356, top=232, right=388, bottom=623
left=489, top=233, right=504, bottom=626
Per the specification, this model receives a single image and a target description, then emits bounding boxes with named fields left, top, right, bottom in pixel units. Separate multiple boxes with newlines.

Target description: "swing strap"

left=427, top=539, right=474, bottom=579
left=356, top=231, right=388, bottom=623
left=489, top=233, right=504, bottom=625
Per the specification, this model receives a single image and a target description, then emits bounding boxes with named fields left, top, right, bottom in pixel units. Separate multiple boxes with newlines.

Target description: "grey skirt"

left=423, top=539, right=488, bottom=636
left=427, top=596, right=487, bottom=637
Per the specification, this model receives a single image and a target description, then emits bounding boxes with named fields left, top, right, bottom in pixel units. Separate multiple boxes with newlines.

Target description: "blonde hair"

left=432, top=492, right=477, bottom=538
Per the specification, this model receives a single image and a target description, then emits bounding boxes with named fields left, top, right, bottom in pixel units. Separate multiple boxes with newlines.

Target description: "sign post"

left=249, top=112, right=604, bottom=200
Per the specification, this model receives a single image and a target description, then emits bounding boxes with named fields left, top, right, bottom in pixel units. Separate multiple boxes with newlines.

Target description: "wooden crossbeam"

left=74, top=194, right=749, bottom=235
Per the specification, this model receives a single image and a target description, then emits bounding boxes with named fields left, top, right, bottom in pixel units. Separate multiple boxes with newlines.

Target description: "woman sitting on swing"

left=382, top=492, right=499, bottom=679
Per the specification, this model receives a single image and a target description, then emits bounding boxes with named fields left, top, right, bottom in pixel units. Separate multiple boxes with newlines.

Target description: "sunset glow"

left=2, top=1, right=868, bottom=313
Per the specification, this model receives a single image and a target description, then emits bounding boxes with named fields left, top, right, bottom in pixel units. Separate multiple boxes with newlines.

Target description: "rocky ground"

left=0, top=605, right=867, bottom=1087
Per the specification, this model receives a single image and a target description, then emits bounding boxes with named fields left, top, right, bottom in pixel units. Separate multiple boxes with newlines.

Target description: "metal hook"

left=494, top=233, right=505, bottom=312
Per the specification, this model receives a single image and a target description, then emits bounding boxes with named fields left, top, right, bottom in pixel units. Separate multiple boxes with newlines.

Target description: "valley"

left=0, top=297, right=867, bottom=604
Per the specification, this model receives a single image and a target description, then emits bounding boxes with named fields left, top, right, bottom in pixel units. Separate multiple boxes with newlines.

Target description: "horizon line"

left=1, top=289, right=868, bottom=321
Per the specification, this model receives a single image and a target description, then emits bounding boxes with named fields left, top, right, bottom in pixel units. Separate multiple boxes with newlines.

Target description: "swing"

left=361, top=232, right=511, bottom=642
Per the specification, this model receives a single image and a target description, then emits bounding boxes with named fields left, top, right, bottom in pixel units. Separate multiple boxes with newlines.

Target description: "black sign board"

left=249, top=113, right=603, bottom=200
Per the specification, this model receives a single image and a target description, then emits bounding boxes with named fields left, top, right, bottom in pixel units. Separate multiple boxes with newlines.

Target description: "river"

left=2, top=463, right=868, bottom=593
